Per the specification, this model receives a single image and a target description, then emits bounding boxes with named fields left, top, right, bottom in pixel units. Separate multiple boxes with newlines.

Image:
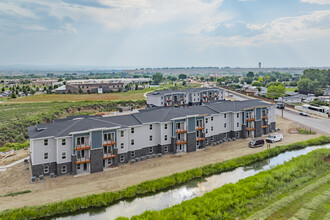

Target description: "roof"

left=28, top=99, right=270, bottom=139
left=147, top=87, right=222, bottom=96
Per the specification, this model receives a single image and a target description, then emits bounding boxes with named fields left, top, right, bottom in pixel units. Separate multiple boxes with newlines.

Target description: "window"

left=237, top=123, right=239, bottom=128
left=44, top=153, right=48, bottom=160
left=164, top=146, right=168, bottom=153
left=44, top=139, right=48, bottom=146
left=224, top=123, right=227, bottom=128
left=131, top=151, right=135, bottom=157
left=165, top=124, right=167, bottom=129
left=131, top=128, right=134, bottom=133
left=165, top=135, right=168, bottom=141
left=149, top=147, right=153, bottom=153
left=211, top=117, right=213, bottom=121
left=224, top=113, right=227, bottom=118
left=206, top=129, right=208, bottom=134
left=44, top=165, right=49, bottom=174
left=77, top=137, right=85, bottom=145
left=120, top=155, right=125, bottom=162
left=121, top=143, right=124, bottom=149
left=211, top=136, right=214, bottom=141
left=149, top=135, right=153, bottom=141
left=62, top=165, right=67, bottom=174
left=224, top=133, right=227, bottom=138
left=161, top=102, right=163, bottom=105
left=205, top=139, right=209, bottom=145
left=150, top=124, right=153, bottom=130
left=77, top=164, right=81, bottom=169
left=62, top=139, right=66, bottom=145
left=107, top=159, right=112, bottom=165
left=211, top=126, right=213, bottom=131
left=236, top=133, right=240, bottom=138
left=131, top=139, right=134, bottom=145
left=121, top=131, right=124, bottom=137
left=62, top=152, right=66, bottom=159
left=237, top=113, right=239, bottom=118
left=206, top=118, right=208, bottom=123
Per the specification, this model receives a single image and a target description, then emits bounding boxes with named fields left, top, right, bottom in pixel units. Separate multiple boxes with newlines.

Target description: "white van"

left=266, top=133, right=283, bottom=143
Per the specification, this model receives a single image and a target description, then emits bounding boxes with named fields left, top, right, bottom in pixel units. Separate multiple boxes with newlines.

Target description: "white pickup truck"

left=266, top=133, right=283, bottom=143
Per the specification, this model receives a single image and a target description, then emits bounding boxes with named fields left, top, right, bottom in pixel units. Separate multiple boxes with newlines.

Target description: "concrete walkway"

left=0, top=156, right=29, bottom=172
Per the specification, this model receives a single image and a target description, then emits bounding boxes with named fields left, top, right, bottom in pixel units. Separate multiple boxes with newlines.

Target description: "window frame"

left=44, top=165, right=49, bottom=174
left=61, top=165, right=67, bottom=174
left=120, top=154, right=125, bottom=162
left=61, top=152, right=66, bottom=160
left=131, top=151, right=135, bottom=157
left=44, top=139, right=48, bottom=146
left=44, top=152, right=48, bottom=160
left=61, top=139, right=66, bottom=146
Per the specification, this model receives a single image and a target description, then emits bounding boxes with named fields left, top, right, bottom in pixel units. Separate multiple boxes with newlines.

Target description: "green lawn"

left=286, top=87, right=297, bottom=92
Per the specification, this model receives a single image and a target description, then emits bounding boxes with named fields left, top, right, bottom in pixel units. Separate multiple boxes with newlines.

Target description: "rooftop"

left=147, top=87, right=222, bottom=96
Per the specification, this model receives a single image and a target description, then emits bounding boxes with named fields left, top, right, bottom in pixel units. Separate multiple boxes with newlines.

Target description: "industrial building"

left=28, top=99, right=275, bottom=178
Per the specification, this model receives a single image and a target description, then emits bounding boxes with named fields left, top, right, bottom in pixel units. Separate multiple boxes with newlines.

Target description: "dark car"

left=249, top=139, right=265, bottom=148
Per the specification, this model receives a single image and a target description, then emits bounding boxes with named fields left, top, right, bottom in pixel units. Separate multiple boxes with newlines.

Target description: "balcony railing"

left=75, top=157, right=90, bottom=164
left=262, top=116, right=268, bottom=119
left=75, top=144, right=91, bottom=151
left=246, top=118, right=255, bottom=122
left=196, top=126, right=205, bottom=131
left=167, top=105, right=172, bottom=107
left=176, top=140, right=187, bottom=145
left=180, top=98, right=184, bottom=101
left=167, top=99, right=172, bottom=102
left=262, top=125, right=268, bottom=128
left=176, top=129, right=187, bottom=133
left=103, top=141, right=116, bottom=147
left=196, top=137, right=205, bottom=142
left=246, top=127, right=256, bottom=131
left=202, top=100, right=208, bottom=103
left=103, top=153, right=116, bottom=159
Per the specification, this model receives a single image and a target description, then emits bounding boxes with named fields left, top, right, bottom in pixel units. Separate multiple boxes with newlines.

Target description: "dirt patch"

left=324, top=156, right=330, bottom=163
left=0, top=149, right=29, bottom=166
left=0, top=116, right=323, bottom=211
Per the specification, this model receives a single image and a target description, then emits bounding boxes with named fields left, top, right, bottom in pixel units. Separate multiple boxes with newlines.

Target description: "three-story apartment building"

left=28, top=99, right=275, bottom=178
left=147, top=87, right=225, bottom=108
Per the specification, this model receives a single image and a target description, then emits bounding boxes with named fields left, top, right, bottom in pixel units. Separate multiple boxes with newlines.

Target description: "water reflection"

left=55, top=144, right=330, bottom=220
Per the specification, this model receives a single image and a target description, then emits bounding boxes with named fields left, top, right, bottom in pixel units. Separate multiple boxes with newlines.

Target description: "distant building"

left=258, top=62, right=261, bottom=68
left=147, top=87, right=225, bottom=108
left=277, top=94, right=316, bottom=103
left=57, top=82, right=125, bottom=94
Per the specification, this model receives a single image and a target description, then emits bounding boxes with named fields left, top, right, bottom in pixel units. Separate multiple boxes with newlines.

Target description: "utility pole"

left=328, top=94, right=330, bottom=118
left=281, top=96, right=284, bottom=118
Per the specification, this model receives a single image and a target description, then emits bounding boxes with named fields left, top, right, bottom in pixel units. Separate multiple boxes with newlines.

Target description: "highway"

left=224, top=88, right=330, bottom=135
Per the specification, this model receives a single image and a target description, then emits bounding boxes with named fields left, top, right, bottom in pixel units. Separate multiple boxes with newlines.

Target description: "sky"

left=0, top=0, right=330, bottom=68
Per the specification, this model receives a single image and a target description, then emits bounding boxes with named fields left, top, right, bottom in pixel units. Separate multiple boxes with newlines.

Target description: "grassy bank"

left=0, top=100, right=146, bottom=146
left=0, top=136, right=329, bottom=220
left=0, top=190, right=31, bottom=198
left=129, top=149, right=330, bottom=219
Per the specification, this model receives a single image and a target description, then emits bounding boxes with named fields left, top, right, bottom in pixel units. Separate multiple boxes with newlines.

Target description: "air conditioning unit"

left=39, top=175, right=44, bottom=181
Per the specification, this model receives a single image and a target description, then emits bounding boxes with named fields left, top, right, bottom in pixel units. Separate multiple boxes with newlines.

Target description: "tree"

left=78, top=88, right=83, bottom=94
left=135, top=83, right=138, bottom=90
left=1, top=87, right=4, bottom=92
left=11, top=92, right=16, bottom=99
left=178, top=74, right=187, bottom=80
left=243, top=77, right=253, bottom=84
left=152, top=73, right=163, bottom=84
left=246, top=71, right=254, bottom=78
left=251, top=81, right=262, bottom=87
left=266, top=84, right=286, bottom=99
left=182, top=81, right=187, bottom=86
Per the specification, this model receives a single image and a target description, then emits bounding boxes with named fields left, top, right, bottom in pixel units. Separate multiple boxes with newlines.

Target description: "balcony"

left=262, top=125, right=268, bottom=129
left=176, top=140, right=187, bottom=145
left=167, top=99, right=172, bottom=102
left=262, top=116, right=268, bottom=119
left=246, top=127, right=256, bottom=131
left=202, top=100, right=208, bottom=103
left=75, top=144, right=91, bottom=151
left=203, top=95, right=207, bottom=98
left=75, top=157, right=90, bottom=164
left=196, top=137, right=205, bottom=142
left=176, top=129, right=187, bottom=133
left=167, top=105, right=172, bottom=107
left=180, top=98, right=184, bottom=101
left=103, top=141, right=116, bottom=147
left=196, top=126, right=205, bottom=131
left=215, top=94, right=218, bottom=97
left=103, top=153, right=116, bottom=159
left=180, top=103, right=185, bottom=106
left=246, top=118, right=255, bottom=122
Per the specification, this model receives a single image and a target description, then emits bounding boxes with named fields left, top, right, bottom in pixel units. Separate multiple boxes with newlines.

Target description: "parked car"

left=277, top=103, right=285, bottom=109
left=249, top=139, right=265, bottom=148
left=299, top=112, right=309, bottom=116
left=266, top=133, right=283, bottom=143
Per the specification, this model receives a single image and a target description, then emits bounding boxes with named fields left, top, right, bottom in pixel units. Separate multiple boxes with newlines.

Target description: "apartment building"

left=147, top=87, right=225, bottom=108
left=57, top=82, right=125, bottom=94
left=28, top=99, right=275, bottom=178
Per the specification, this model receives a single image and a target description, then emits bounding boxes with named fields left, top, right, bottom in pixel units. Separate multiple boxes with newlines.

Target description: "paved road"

left=224, top=88, right=330, bottom=135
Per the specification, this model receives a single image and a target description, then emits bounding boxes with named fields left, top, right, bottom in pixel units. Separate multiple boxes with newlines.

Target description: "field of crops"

left=0, top=100, right=146, bottom=145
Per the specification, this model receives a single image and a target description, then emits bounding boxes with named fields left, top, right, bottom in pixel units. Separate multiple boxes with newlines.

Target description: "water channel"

left=54, top=144, right=330, bottom=220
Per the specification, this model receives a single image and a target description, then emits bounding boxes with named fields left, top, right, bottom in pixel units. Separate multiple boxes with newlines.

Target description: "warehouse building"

left=28, top=99, right=275, bottom=179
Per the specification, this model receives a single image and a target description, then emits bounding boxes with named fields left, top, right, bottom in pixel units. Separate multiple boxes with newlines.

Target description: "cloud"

left=193, top=9, right=330, bottom=48
left=300, top=0, right=330, bottom=5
